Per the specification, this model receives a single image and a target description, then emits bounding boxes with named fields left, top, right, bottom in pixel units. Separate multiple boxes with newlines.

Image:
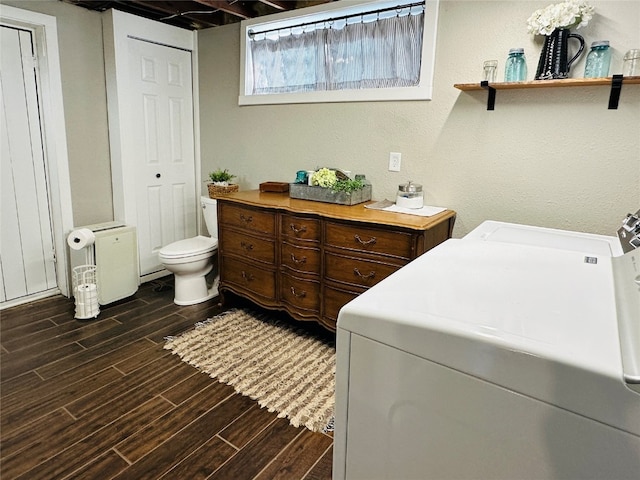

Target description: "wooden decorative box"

left=259, top=182, right=290, bottom=193
left=289, top=183, right=372, bottom=205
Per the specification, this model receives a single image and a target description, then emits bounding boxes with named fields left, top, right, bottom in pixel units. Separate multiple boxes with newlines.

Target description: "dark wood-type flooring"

left=0, top=277, right=334, bottom=479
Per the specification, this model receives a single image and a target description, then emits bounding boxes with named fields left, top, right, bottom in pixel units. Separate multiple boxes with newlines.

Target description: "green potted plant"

left=207, top=168, right=239, bottom=198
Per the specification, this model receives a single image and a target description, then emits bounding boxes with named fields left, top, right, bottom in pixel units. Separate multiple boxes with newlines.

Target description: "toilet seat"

left=158, top=235, right=218, bottom=260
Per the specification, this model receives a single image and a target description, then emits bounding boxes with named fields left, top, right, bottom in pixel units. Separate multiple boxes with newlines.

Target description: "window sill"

left=239, top=84, right=434, bottom=105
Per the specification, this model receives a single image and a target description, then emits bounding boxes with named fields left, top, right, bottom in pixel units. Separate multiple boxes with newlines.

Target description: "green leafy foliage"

left=331, top=178, right=366, bottom=194
left=209, top=168, right=236, bottom=183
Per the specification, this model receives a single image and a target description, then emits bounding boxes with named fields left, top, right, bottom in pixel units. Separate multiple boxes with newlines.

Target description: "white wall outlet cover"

left=389, top=152, right=402, bottom=172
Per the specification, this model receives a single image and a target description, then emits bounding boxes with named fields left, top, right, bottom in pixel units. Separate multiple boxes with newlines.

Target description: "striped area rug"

left=164, top=309, right=335, bottom=433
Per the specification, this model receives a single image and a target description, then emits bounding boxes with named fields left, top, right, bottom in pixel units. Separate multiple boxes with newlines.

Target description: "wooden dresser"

left=217, top=190, right=456, bottom=331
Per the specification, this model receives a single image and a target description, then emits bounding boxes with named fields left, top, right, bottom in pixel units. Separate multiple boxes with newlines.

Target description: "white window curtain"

left=250, top=10, right=424, bottom=95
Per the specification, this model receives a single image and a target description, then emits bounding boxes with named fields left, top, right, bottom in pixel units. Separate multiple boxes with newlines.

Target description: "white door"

left=0, top=25, right=57, bottom=303
left=104, top=9, right=199, bottom=281
left=127, top=39, right=197, bottom=276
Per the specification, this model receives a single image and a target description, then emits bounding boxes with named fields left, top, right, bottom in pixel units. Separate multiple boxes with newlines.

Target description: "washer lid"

left=464, top=220, right=623, bottom=256
left=159, top=235, right=217, bottom=258
left=340, top=239, right=619, bottom=378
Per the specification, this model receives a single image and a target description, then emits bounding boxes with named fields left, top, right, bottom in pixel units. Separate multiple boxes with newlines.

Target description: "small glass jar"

left=396, top=181, right=423, bottom=209
left=482, top=60, right=498, bottom=82
left=623, top=49, right=640, bottom=77
left=584, top=41, right=611, bottom=78
left=504, top=48, right=527, bottom=82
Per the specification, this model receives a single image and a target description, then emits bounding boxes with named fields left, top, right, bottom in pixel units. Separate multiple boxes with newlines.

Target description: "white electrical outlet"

left=389, top=152, right=401, bottom=172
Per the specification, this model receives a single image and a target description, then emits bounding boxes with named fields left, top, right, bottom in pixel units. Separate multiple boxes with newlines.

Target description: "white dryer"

left=333, top=221, right=640, bottom=480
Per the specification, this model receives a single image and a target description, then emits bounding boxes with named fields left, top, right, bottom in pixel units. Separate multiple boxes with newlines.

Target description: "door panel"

left=128, top=38, right=196, bottom=276
left=142, top=94, right=159, bottom=163
left=0, top=26, right=57, bottom=302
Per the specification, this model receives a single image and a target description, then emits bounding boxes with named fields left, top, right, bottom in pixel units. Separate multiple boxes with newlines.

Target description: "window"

left=239, top=0, right=439, bottom=105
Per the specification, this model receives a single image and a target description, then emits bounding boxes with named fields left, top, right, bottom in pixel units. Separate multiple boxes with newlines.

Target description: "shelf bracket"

left=480, top=81, right=496, bottom=110
left=608, top=74, right=624, bottom=109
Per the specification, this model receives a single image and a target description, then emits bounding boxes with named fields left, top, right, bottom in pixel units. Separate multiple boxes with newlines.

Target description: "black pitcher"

left=535, top=28, right=585, bottom=80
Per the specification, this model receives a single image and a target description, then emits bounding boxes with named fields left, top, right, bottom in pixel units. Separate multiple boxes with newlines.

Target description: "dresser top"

left=216, top=190, right=456, bottom=231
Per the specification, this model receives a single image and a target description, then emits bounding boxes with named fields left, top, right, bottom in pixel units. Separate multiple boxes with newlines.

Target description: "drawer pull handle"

left=290, top=224, right=307, bottom=235
left=354, top=268, right=376, bottom=281
left=240, top=241, right=254, bottom=251
left=354, top=234, right=377, bottom=246
left=241, top=271, right=254, bottom=282
left=290, top=254, right=307, bottom=265
left=240, top=214, right=253, bottom=224
left=290, top=286, right=307, bottom=298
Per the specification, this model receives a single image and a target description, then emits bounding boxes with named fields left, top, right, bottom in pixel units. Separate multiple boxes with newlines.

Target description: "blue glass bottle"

left=584, top=41, right=611, bottom=78
left=504, top=48, right=527, bottom=82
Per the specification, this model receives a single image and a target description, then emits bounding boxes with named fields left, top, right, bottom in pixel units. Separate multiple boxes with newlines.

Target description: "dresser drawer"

left=281, top=214, right=321, bottom=242
left=223, top=230, right=275, bottom=264
left=325, top=222, right=413, bottom=260
left=323, top=285, right=360, bottom=323
left=281, top=241, right=320, bottom=275
left=219, top=203, right=275, bottom=235
left=221, top=257, right=276, bottom=301
left=325, top=252, right=403, bottom=289
left=280, top=274, right=320, bottom=313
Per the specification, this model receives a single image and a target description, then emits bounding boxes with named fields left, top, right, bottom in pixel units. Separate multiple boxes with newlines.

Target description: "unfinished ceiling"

left=62, top=0, right=335, bottom=30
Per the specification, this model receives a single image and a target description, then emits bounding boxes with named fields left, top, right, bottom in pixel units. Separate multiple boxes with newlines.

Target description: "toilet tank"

left=201, top=196, right=218, bottom=238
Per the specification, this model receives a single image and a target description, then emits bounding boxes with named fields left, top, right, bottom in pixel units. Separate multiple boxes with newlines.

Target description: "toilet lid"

left=159, top=235, right=218, bottom=259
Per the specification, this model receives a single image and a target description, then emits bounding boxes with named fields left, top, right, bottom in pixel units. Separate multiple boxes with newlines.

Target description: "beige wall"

left=4, top=0, right=638, bottom=236
left=3, top=0, right=113, bottom=226
left=198, top=0, right=640, bottom=237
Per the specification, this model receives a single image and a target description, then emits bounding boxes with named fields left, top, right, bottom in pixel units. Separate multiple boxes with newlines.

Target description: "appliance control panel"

left=618, top=209, right=640, bottom=253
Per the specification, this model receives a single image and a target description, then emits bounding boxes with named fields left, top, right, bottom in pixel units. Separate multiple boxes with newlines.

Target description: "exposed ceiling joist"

left=193, top=0, right=253, bottom=20
left=61, top=0, right=335, bottom=30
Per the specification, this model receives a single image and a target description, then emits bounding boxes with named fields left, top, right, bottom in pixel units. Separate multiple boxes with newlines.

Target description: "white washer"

left=334, top=221, right=640, bottom=480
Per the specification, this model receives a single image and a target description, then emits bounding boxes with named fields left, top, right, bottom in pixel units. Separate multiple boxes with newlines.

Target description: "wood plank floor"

left=0, top=278, right=334, bottom=479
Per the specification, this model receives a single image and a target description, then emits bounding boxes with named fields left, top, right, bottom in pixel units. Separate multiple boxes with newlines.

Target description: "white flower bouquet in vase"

left=528, top=0, right=594, bottom=79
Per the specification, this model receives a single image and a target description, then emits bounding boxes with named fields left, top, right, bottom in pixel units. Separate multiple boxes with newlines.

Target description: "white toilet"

left=158, top=196, right=219, bottom=305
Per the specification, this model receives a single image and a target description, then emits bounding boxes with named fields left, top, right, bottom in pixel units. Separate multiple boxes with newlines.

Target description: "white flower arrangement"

left=527, top=0, right=595, bottom=35
left=310, top=168, right=338, bottom=188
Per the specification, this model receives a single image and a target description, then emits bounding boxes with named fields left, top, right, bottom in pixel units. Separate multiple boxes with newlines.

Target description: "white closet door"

left=127, top=38, right=196, bottom=276
left=0, top=26, right=57, bottom=303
